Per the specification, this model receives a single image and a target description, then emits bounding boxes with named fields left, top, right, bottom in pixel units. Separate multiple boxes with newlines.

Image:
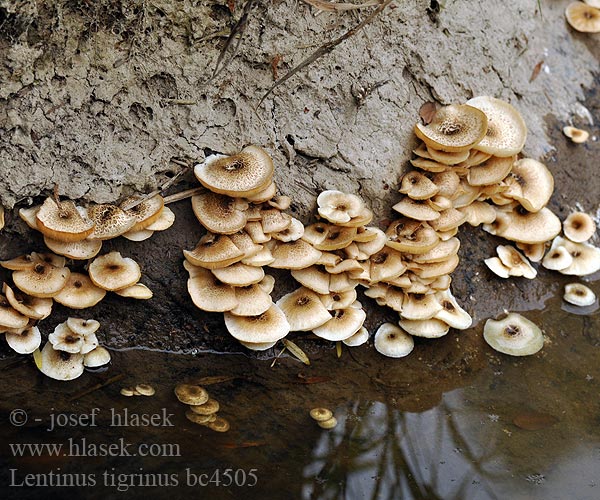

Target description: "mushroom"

left=467, top=155, right=515, bottom=186
left=187, top=268, right=238, bottom=312
left=113, top=283, right=153, bottom=300
left=246, top=181, right=277, bottom=203
left=317, top=417, right=338, bottom=430
left=271, top=217, right=305, bottom=242
left=563, top=212, right=596, bottom=243
left=483, top=313, right=544, bottom=356
left=496, top=245, right=537, bottom=279
left=122, top=195, right=165, bottom=231
left=183, top=233, right=245, bottom=269
left=398, top=318, right=450, bottom=338
left=483, top=207, right=561, bottom=244
left=564, top=283, right=596, bottom=306
left=401, top=293, right=442, bottom=320
left=38, top=342, right=85, bottom=381
left=194, top=146, right=274, bottom=197
left=374, top=323, right=414, bottom=358
left=565, top=2, right=600, bottom=32
left=425, top=145, right=470, bottom=165
left=43, top=236, right=103, bottom=260
left=207, top=417, right=230, bottom=432
left=310, top=408, right=333, bottom=422
left=175, top=384, right=209, bottom=405
left=211, top=263, right=265, bottom=286
left=563, top=126, right=590, bottom=144
left=270, top=240, right=322, bottom=269
left=484, top=256, right=511, bottom=278
left=291, top=266, right=331, bottom=295
left=502, top=158, right=554, bottom=212
left=541, top=244, right=574, bottom=271
left=146, top=206, right=176, bottom=231
left=6, top=325, right=41, bottom=354
left=88, top=251, right=141, bottom=291
left=191, top=192, right=248, bottom=234
left=3, top=283, right=52, bottom=320
left=342, top=326, right=369, bottom=346
left=49, top=322, right=85, bottom=353
left=223, top=304, right=290, bottom=343
left=548, top=236, right=600, bottom=276
left=83, top=346, right=111, bottom=368
left=414, top=104, right=488, bottom=152
left=13, top=261, right=70, bottom=298
left=230, top=284, right=273, bottom=316
left=465, top=96, right=527, bottom=157
left=312, top=306, right=366, bottom=341
left=35, top=197, right=95, bottom=242
left=317, top=190, right=365, bottom=223
left=121, top=228, right=154, bottom=242
left=189, top=398, right=220, bottom=415
left=276, top=287, right=332, bottom=331
left=433, top=289, right=472, bottom=329
left=392, top=198, right=440, bottom=221
left=399, top=171, right=439, bottom=200
left=53, top=272, right=107, bottom=309
left=87, top=204, right=137, bottom=240
left=134, top=383, right=155, bottom=396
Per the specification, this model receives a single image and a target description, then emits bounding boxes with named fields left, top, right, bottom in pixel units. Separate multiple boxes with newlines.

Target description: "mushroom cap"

left=484, top=256, right=511, bottom=278
left=268, top=195, right=292, bottom=210
left=314, top=226, right=357, bottom=252
left=224, top=304, right=290, bottom=343
left=83, top=346, right=111, bottom=367
left=245, top=181, right=277, bottom=203
left=483, top=313, right=544, bottom=356
left=49, top=322, right=84, bottom=353
left=566, top=2, right=600, bottom=32
left=541, top=244, right=573, bottom=271
left=328, top=272, right=359, bottom=293
left=410, top=157, right=447, bottom=173
left=414, top=104, right=488, bottom=153
left=187, top=268, right=238, bottom=312
left=270, top=240, right=322, bottom=269
left=355, top=228, right=387, bottom=258
left=317, top=190, right=365, bottom=223
left=194, top=146, right=274, bottom=197
left=189, top=399, right=220, bottom=415
left=271, top=217, right=305, bottom=242
left=66, top=317, right=100, bottom=336
left=564, top=283, right=596, bottom=306
left=18, top=206, right=40, bottom=229
left=191, top=192, right=248, bottom=234
left=276, top=287, right=332, bottom=332
left=244, top=221, right=271, bottom=244
left=230, top=284, right=273, bottom=316
left=303, top=222, right=331, bottom=246
left=121, top=228, right=154, bottom=241
left=398, top=318, right=450, bottom=338
left=459, top=201, right=497, bottom=227
left=229, top=231, right=263, bottom=259
left=401, top=293, right=443, bottom=320
left=211, top=262, right=265, bottom=286
left=87, top=204, right=137, bottom=240
left=88, top=251, right=141, bottom=291
left=38, top=342, right=85, bottom=380
left=342, top=326, right=369, bottom=346
left=551, top=236, right=600, bottom=276
left=207, top=416, right=231, bottom=432
left=3, top=283, right=53, bottom=320
left=429, top=208, right=466, bottom=232
left=432, top=171, right=461, bottom=197
left=241, top=246, right=275, bottom=267
left=53, top=272, right=107, bottom=309
left=426, top=145, right=470, bottom=165
left=563, top=212, right=596, bottom=243
left=291, top=265, right=331, bottom=295
left=412, top=238, right=460, bottom=264
left=496, top=245, right=537, bottom=279
left=483, top=207, right=561, bottom=244
left=502, top=158, right=554, bottom=213
left=6, top=325, right=41, bottom=354
left=1, top=254, right=37, bottom=271
left=319, top=289, right=357, bottom=311
left=399, top=171, right=439, bottom=200
left=238, top=339, right=278, bottom=351
left=467, top=155, right=515, bottom=186
left=122, top=195, right=165, bottom=231
left=35, top=197, right=95, bottom=242
left=318, top=417, right=338, bottom=430
left=369, top=247, right=407, bottom=284
left=410, top=253, right=460, bottom=279
left=134, top=383, right=155, bottom=396
left=310, top=407, right=333, bottom=422
left=433, top=289, right=472, bottom=329
left=313, top=306, right=366, bottom=341
left=392, top=198, right=440, bottom=221
left=175, top=384, right=209, bottom=405
left=260, top=208, right=292, bottom=234
left=374, top=323, right=414, bottom=358
left=466, top=96, right=527, bottom=157
left=13, top=262, right=71, bottom=298
left=185, top=410, right=216, bottom=425
left=114, top=283, right=153, bottom=299
left=385, top=220, right=440, bottom=254
left=563, top=126, right=590, bottom=144
left=516, top=242, right=547, bottom=263
left=44, top=236, right=103, bottom=260
left=183, top=233, right=245, bottom=269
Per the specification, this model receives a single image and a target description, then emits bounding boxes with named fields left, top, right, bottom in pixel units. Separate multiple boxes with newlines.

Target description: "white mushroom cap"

left=88, top=251, right=141, bottom=291
left=260, top=208, right=292, bottom=234
left=399, top=172, right=439, bottom=200
left=496, top=245, right=537, bottom=279
left=342, top=326, right=369, bottom=347
left=484, top=256, right=511, bottom=278
left=38, top=342, right=85, bottom=380
left=13, top=262, right=71, bottom=298
left=276, top=287, right=332, bottom=332
left=0, top=295, right=30, bottom=329
left=542, top=244, right=574, bottom=271
left=230, top=284, right=273, bottom=316
left=502, top=158, right=554, bottom=213
left=551, top=237, right=600, bottom=276
left=392, top=198, right=440, bottom=221
left=241, top=246, right=275, bottom=267
left=459, top=201, right=497, bottom=227
left=374, top=323, right=414, bottom=358
left=466, top=96, right=527, bottom=157
left=121, top=228, right=154, bottom=241
left=563, top=212, right=596, bottom=243
left=1, top=254, right=37, bottom=271
left=433, top=289, right=473, bottom=330
left=183, top=233, right=245, bottom=269
left=122, top=195, right=165, bottom=231
left=35, top=197, right=95, bottom=242
left=401, top=293, right=443, bottom=320
left=318, top=289, right=357, bottom=311
left=145, top=206, right=176, bottom=231
left=66, top=317, right=100, bottom=336
left=43, top=236, right=103, bottom=260
left=564, top=283, right=596, bottom=307
left=291, top=266, right=331, bottom=295
left=317, top=190, right=365, bottom=223
left=224, top=304, right=290, bottom=343
left=483, top=207, right=561, bottom=244
left=270, top=240, right=322, bottom=269
left=3, top=283, right=52, bottom=320
left=271, top=217, right=305, bottom=242
left=6, top=325, right=41, bottom=354
left=398, top=318, right=449, bottom=338
left=425, top=145, right=470, bottom=165
left=83, top=346, right=111, bottom=367
left=211, top=262, right=265, bottom=286
left=114, top=283, right=153, bottom=299
left=49, top=322, right=84, bottom=353
left=245, top=181, right=277, bottom=203
left=312, top=306, right=366, bottom=341
left=483, top=313, right=544, bottom=356
left=563, top=126, right=590, bottom=144
left=53, top=272, right=107, bottom=309
left=18, top=205, right=39, bottom=229
left=187, top=268, right=238, bottom=312
left=467, top=155, right=515, bottom=186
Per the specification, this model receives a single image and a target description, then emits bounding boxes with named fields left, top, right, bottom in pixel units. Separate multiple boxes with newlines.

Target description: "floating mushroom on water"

left=563, top=283, right=596, bottom=307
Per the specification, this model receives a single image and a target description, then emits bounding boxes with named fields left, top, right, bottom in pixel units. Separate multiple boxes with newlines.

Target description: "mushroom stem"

left=52, top=184, right=69, bottom=218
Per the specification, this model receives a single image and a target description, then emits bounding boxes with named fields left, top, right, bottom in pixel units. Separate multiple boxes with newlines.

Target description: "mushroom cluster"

left=36, top=318, right=110, bottom=380
left=277, top=190, right=377, bottom=346
left=19, top=191, right=173, bottom=259
left=367, top=96, right=563, bottom=353
left=184, top=145, right=298, bottom=350
left=175, top=383, right=229, bottom=432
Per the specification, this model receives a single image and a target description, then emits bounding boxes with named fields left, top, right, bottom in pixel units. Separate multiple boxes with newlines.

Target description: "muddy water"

left=1, top=282, right=599, bottom=500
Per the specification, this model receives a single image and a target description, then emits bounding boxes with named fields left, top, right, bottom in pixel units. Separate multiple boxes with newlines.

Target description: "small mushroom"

left=189, top=399, right=220, bottom=415
left=276, top=287, right=332, bottom=332
left=291, top=266, right=331, bottom=295
left=483, top=313, right=544, bottom=356
left=83, top=346, right=111, bottom=367
left=310, top=407, right=333, bottom=422
left=467, top=155, right=516, bottom=186
left=342, top=326, right=369, bottom=346
left=38, top=342, right=84, bottom=380
left=122, top=195, right=165, bottom=231
left=135, top=383, right=155, bottom=396
left=191, top=192, right=248, bottom=234
left=317, top=190, right=365, bottom=224
left=434, top=289, right=472, bottom=329
left=398, top=318, right=450, bottom=338
left=6, top=325, right=42, bottom=354
left=145, top=205, right=175, bottom=231
left=318, top=417, right=338, bottom=430
left=66, top=318, right=100, bottom=337
left=49, top=322, right=84, bottom=353
left=207, top=416, right=230, bottom=432
left=43, top=236, right=103, bottom=260
left=13, top=261, right=70, bottom=298
left=187, top=268, right=238, bottom=312
left=88, top=251, right=141, bottom=291
left=374, top=323, right=414, bottom=358
left=175, top=384, right=209, bottom=405
left=496, top=245, right=537, bottom=279
left=183, top=233, right=245, bottom=269
left=53, top=272, right=107, bottom=309
left=565, top=2, right=600, bottom=32
left=549, top=236, right=600, bottom=275
left=502, top=158, right=554, bottom=213
left=3, top=283, right=53, bottom=320
left=270, top=240, right=322, bottom=269
left=87, top=204, right=137, bottom=240
left=564, top=283, right=596, bottom=306
left=230, top=284, right=272, bottom=316
left=312, top=306, right=366, bottom=341
left=563, top=126, right=590, bottom=144
left=211, top=263, right=265, bottom=286
left=563, top=212, right=596, bottom=243
left=483, top=207, right=561, bottom=244
left=224, top=304, right=290, bottom=343
left=35, top=197, right=95, bottom=242
left=113, top=283, right=153, bottom=300
left=399, top=171, right=439, bottom=200
left=542, top=244, right=574, bottom=271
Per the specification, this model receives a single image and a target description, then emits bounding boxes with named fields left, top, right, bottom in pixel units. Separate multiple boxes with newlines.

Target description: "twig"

left=257, top=0, right=393, bottom=108
left=270, top=346, right=286, bottom=368
left=163, top=187, right=205, bottom=205
left=302, top=0, right=382, bottom=11
left=206, top=0, right=257, bottom=85
left=68, top=373, right=125, bottom=402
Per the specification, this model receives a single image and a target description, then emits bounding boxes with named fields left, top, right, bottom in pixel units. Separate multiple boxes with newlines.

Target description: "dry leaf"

left=336, top=341, right=342, bottom=358
left=513, top=411, right=558, bottom=430
left=282, top=339, right=310, bottom=365
left=419, top=101, right=438, bottom=125
left=297, top=373, right=331, bottom=384
left=529, top=60, right=544, bottom=83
